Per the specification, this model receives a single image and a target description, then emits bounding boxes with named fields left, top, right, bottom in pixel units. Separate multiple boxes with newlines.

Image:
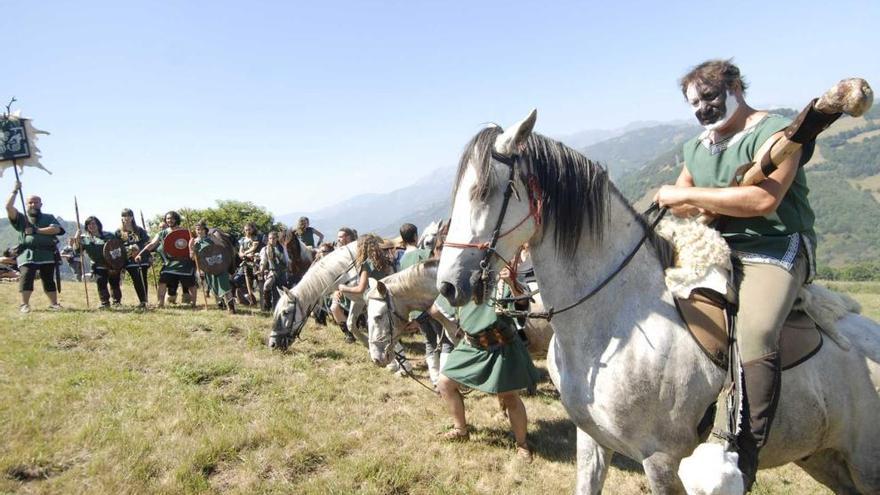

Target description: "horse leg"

left=642, top=452, right=686, bottom=495
left=575, top=427, right=612, bottom=495
left=795, top=450, right=861, bottom=494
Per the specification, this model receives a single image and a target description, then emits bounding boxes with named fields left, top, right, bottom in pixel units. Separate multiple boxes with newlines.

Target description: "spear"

left=139, top=210, right=159, bottom=297
left=73, top=196, right=90, bottom=308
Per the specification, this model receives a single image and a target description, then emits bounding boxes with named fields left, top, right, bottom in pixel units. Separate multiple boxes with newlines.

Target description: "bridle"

left=443, top=151, right=543, bottom=301
left=443, top=149, right=667, bottom=320
left=272, top=250, right=358, bottom=347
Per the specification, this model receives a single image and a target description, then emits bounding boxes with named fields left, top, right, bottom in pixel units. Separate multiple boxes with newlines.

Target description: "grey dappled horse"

left=436, top=110, right=880, bottom=494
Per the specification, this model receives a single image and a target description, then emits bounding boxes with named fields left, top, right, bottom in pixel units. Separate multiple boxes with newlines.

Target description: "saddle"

left=675, top=289, right=823, bottom=371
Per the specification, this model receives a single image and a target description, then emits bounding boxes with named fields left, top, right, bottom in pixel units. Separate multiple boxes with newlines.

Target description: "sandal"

left=515, top=443, right=533, bottom=463
left=442, top=428, right=470, bottom=442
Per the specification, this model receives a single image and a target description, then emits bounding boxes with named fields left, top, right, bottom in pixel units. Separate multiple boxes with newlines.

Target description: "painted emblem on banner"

left=0, top=118, right=30, bottom=160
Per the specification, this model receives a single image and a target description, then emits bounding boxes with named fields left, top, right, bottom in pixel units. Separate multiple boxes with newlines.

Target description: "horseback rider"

left=654, top=59, right=817, bottom=490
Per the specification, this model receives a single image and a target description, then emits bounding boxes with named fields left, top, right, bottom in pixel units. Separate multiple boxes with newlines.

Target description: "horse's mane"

left=453, top=126, right=608, bottom=258
left=293, top=242, right=358, bottom=305
left=370, top=258, right=438, bottom=300
left=453, top=126, right=672, bottom=266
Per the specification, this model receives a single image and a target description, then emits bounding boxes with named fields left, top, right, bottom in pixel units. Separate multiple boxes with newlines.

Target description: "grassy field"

left=1, top=280, right=878, bottom=494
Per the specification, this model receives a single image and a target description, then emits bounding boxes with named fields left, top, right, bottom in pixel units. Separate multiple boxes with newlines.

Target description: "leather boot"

left=736, top=352, right=781, bottom=492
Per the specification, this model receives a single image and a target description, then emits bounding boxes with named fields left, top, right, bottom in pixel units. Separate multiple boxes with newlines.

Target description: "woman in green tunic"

left=190, top=220, right=236, bottom=314
left=334, top=233, right=393, bottom=344
left=75, top=216, right=122, bottom=308
left=435, top=264, right=540, bottom=461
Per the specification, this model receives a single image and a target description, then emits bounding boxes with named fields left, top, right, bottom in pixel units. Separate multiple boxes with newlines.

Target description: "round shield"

left=162, top=229, right=192, bottom=260
left=198, top=243, right=232, bottom=275
left=102, top=238, right=128, bottom=271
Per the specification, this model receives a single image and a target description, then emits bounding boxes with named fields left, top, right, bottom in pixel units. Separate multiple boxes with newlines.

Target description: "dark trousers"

left=19, top=263, right=57, bottom=292
left=94, top=268, right=122, bottom=305
left=126, top=266, right=150, bottom=303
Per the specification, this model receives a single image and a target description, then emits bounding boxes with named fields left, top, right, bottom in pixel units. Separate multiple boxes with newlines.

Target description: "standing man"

left=294, top=216, right=324, bottom=250
left=5, top=180, right=64, bottom=312
left=134, top=211, right=197, bottom=308
left=654, top=59, right=817, bottom=490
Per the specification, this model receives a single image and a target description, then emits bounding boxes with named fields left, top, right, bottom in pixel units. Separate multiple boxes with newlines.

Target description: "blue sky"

left=6, top=0, right=879, bottom=227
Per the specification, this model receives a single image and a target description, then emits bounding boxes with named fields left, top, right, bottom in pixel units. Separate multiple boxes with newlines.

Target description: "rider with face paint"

left=654, top=59, right=817, bottom=490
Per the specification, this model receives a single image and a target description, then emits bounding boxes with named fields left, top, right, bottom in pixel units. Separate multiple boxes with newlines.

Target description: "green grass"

left=3, top=280, right=877, bottom=493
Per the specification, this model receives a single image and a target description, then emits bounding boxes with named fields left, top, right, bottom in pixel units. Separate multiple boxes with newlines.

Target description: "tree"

left=148, top=201, right=284, bottom=238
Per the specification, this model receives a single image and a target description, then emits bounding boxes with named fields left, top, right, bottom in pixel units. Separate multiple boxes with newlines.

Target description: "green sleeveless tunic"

left=10, top=212, right=64, bottom=265
left=441, top=298, right=540, bottom=394
left=683, top=114, right=816, bottom=275
left=193, top=236, right=231, bottom=298
left=156, top=228, right=195, bottom=276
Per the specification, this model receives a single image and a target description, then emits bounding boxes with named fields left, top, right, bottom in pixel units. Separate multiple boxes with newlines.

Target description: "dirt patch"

left=5, top=460, right=70, bottom=482
left=50, top=330, right=106, bottom=351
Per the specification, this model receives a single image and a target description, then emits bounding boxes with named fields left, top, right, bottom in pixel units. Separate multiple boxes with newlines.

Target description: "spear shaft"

left=139, top=210, right=159, bottom=298
left=73, top=196, right=90, bottom=308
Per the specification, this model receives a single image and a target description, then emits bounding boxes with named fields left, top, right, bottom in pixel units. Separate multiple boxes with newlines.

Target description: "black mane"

left=453, top=126, right=609, bottom=259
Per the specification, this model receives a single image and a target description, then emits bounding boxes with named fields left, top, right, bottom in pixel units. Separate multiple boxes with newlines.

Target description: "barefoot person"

left=5, top=181, right=64, bottom=312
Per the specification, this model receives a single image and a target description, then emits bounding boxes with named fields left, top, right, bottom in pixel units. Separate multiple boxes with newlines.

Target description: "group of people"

left=4, top=58, right=823, bottom=488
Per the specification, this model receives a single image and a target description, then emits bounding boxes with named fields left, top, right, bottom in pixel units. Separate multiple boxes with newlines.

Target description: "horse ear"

left=494, top=109, right=537, bottom=156
left=277, top=287, right=285, bottom=298
left=376, top=281, right=387, bottom=297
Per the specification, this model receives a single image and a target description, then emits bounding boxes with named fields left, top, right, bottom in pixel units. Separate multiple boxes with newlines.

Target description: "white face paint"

left=686, top=83, right=740, bottom=132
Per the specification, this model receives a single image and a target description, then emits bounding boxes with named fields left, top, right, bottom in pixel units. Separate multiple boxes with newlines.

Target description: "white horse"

left=366, top=258, right=554, bottom=364
left=269, top=242, right=359, bottom=349
left=436, top=110, right=880, bottom=494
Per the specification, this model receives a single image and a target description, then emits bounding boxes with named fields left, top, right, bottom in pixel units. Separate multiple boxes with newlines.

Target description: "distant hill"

left=580, top=122, right=700, bottom=179
left=277, top=167, right=455, bottom=237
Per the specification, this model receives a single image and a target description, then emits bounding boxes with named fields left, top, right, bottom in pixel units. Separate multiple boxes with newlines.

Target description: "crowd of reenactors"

left=3, top=180, right=360, bottom=314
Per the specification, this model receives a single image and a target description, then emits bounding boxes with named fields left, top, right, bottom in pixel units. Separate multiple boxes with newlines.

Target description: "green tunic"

left=399, top=248, right=430, bottom=270
left=194, top=237, right=231, bottom=298
left=442, top=299, right=540, bottom=394
left=77, top=231, right=117, bottom=268
left=9, top=212, right=64, bottom=266
left=683, top=114, right=817, bottom=275
left=156, top=228, right=195, bottom=276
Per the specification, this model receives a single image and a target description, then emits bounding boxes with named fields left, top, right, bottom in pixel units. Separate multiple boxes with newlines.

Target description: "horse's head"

left=366, top=281, right=398, bottom=366
left=437, top=110, right=540, bottom=306
left=268, top=288, right=305, bottom=350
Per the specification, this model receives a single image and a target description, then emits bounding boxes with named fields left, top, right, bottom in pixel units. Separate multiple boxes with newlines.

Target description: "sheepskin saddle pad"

left=655, top=217, right=859, bottom=370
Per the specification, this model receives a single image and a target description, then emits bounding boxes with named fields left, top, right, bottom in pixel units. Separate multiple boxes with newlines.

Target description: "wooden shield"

left=102, top=237, right=128, bottom=271
left=162, top=229, right=192, bottom=260
left=198, top=243, right=232, bottom=275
